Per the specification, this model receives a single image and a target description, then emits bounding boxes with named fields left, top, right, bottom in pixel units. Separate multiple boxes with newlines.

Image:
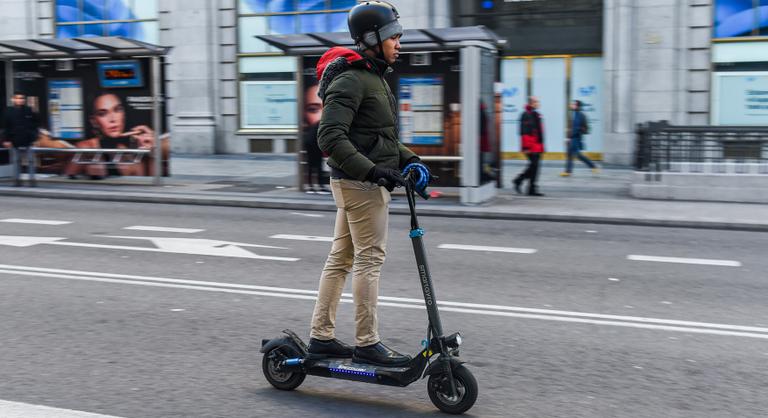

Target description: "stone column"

left=162, top=0, right=218, bottom=154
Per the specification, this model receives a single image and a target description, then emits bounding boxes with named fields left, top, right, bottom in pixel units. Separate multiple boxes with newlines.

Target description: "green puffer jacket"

left=316, top=47, right=417, bottom=181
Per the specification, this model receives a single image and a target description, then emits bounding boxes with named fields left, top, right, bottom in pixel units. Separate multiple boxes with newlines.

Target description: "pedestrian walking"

left=306, top=1, right=432, bottom=367
left=513, top=96, right=545, bottom=196
left=2, top=92, right=39, bottom=186
left=561, top=100, right=598, bottom=177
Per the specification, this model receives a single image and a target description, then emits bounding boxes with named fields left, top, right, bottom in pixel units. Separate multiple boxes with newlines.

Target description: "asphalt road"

left=0, top=196, right=766, bottom=418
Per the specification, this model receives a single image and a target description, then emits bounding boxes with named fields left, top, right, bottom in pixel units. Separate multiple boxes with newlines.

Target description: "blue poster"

left=48, top=79, right=84, bottom=139
left=399, top=76, right=444, bottom=145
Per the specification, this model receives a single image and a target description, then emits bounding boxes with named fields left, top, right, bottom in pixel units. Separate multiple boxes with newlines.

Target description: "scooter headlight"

left=445, top=332, right=462, bottom=349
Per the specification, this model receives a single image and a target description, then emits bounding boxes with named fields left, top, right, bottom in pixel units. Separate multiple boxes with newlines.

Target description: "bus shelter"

left=259, top=26, right=504, bottom=204
left=0, top=37, right=170, bottom=185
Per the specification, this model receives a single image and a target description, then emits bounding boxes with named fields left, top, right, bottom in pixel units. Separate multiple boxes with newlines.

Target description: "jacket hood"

left=316, top=47, right=371, bottom=100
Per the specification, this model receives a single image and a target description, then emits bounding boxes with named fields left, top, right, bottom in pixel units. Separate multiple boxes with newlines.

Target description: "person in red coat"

left=513, top=96, right=545, bottom=196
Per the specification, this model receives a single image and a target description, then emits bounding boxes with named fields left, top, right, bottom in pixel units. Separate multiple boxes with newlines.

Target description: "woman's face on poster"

left=92, top=93, right=126, bottom=138
left=304, top=85, right=322, bottom=127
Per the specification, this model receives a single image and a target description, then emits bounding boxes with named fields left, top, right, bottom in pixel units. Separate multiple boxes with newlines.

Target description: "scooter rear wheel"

left=262, top=346, right=306, bottom=391
left=427, top=365, right=478, bottom=414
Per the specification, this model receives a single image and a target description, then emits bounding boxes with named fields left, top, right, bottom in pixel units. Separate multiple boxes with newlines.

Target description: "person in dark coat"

left=512, top=96, right=544, bottom=196
left=561, top=99, right=597, bottom=176
left=2, top=92, right=39, bottom=186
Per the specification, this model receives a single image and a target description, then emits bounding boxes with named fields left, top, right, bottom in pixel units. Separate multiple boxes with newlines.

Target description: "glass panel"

left=570, top=57, right=604, bottom=153
left=328, top=12, right=347, bottom=32
left=500, top=59, right=526, bottom=154
left=269, top=15, right=297, bottom=35
left=106, top=0, right=135, bottom=20
left=239, top=56, right=297, bottom=73
left=108, top=21, right=158, bottom=43
left=299, top=0, right=325, bottom=11
left=299, top=14, right=327, bottom=33
left=82, top=0, right=107, bottom=21
left=239, top=0, right=267, bottom=14
left=56, top=25, right=82, bottom=38
left=83, top=23, right=105, bottom=37
left=714, top=0, right=758, bottom=38
left=56, top=0, right=82, bottom=22
left=532, top=58, right=567, bottom=153
left=330, top=0, right=357, bottom=9
left=760, top=0, right=768, bottom=35
left=268, top=0, right=297, bottom=13
left=239, top=16, right=269, bottom=53
left=131, top=0, right=159, bottom=19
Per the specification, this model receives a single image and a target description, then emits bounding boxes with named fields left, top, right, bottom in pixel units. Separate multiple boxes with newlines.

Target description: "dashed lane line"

left=123, top=226, right=204, bottom=233
left=628, top=255, right=742, bottom=267
left=0, top=218, right=71, bottom=225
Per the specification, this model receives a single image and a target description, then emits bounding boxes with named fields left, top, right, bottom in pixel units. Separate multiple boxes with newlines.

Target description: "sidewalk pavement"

left=1, top=154, right=767, bottom=232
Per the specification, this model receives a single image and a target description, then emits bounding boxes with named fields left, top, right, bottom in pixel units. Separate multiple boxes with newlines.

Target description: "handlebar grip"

left=377, top=178, right=392, bottom=188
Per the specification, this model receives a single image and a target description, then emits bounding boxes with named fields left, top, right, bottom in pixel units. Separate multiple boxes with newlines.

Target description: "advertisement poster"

left=48, top=79, right=84, bottom=140
left=714, top=72, right=768, bottom=125
left=13, top=58, right=169, bottom=178
left=532, top=58, right=567, bottom=153
left=240, top=81, right=297, bottom=128
left=399, top=76, right=444, bottom=145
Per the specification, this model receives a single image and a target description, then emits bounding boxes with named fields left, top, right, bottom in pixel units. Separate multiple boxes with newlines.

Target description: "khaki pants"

left=310, top=178, right=390, bottom=346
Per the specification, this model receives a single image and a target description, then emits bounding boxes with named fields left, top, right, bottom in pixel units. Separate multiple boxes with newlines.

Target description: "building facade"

left=1, top=1, right=766, bottom=165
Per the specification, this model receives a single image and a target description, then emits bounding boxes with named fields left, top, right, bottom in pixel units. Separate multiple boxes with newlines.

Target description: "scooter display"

left=260, top=170, right=478, bottom=415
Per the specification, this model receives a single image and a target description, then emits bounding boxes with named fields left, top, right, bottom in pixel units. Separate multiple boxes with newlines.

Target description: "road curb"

left=2, top=188, right=767, bottom=233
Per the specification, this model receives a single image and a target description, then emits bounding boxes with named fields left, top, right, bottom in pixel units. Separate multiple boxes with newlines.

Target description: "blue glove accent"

left=409, top=228, right=425, bottom=238
left=402, top=162, right=430, bottom=191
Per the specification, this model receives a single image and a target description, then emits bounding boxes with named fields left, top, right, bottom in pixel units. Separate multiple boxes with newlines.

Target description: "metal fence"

left=635, top=121, right=768, bottom=174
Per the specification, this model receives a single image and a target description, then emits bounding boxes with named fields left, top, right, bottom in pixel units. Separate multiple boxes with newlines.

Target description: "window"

left=238, top=0, right=357, bottom=53
left=55, top=0, right=159, bottom=44
left=714, top=0, right=768, bottom=38
left=237, top=0, right=357, bottom=129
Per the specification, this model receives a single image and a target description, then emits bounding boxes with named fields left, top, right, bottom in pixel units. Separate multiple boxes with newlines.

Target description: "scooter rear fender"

left=260, top=330, right=308, bottom=356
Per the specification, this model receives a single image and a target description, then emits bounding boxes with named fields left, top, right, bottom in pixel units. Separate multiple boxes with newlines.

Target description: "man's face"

left=530, top=98, right=540, bottom=109
left=381, top=34, right=402, bottom=65
left=12, top=94, right=25, bottom=107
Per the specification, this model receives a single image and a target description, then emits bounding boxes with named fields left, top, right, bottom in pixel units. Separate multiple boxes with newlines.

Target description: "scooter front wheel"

left=427, top=365, right=478, bottom=414
left=262, top=346, right=306, bottom=391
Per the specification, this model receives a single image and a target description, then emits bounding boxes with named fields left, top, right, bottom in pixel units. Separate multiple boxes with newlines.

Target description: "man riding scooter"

left=307, top=0, right=432, bottom=367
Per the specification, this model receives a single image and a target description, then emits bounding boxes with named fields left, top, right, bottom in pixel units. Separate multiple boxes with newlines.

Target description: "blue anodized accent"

left=410, top=228, right=425, bottom=238
left=284, top=358, right=303, bottom=366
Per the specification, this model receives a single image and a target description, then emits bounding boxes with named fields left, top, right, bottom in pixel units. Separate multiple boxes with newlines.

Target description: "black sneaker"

left=513, top=178, right=523, bottom=195
left=307, top=338, right=353, bottom=358
left=352, top=342, right=411, bottom=367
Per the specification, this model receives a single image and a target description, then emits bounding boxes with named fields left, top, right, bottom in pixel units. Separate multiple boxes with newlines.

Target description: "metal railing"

left=5, top=147, right=155, bottom=186
left=635, top=121, right=768, bottom=173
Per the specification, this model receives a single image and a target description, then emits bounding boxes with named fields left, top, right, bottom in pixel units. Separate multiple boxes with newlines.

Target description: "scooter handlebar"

left=377, top=171, right=435, bottom=200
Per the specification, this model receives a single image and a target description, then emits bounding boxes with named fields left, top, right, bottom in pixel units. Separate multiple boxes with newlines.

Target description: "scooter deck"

left=303, top=357, right=424, bottom=387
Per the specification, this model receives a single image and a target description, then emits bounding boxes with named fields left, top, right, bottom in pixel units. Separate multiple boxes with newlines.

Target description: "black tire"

left=262, top=346, right=306, bottom=391
left=427, top=365, right=478, bottom=415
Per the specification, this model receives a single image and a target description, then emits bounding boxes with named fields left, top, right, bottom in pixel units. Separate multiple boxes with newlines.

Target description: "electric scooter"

left=260, top=170, right=478, bottom=415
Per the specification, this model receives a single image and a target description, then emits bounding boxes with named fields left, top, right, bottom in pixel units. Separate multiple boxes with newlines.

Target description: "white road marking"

left=0, top=218, right=71, bottom=225
left=0, top=399, right=123, bottom=418
left=270, top=234, right=333, bottom=242
left=123, top=226, right=204, bottom=233
left=1, top=264, right=768, bottom=340
left=627, top=255, right=742, bottom=267
left=0, top=235, right=298, bottom=262
left=608, top=278, right=620, bottom=282
left=290, top=212, right=325, bottom=218
left=438, top=244, right=537, bottom=254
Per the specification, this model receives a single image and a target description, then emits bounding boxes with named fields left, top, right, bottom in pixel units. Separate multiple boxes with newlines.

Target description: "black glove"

left=367, top=166, right=406, bottom=192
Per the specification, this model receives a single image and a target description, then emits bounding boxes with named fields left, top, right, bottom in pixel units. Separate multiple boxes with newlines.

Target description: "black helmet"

left=348, top=1, right=402, bottom=49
